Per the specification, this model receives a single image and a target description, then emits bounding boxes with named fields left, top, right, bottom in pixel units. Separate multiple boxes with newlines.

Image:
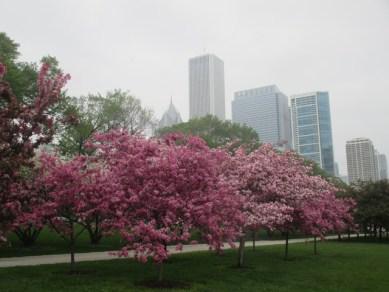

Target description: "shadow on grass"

left=339, top=237, right=389, bottom=244
left=135, top=279, right=191, bottom=289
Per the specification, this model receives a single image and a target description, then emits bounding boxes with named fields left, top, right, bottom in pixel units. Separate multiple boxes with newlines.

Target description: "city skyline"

left=2, top=0, right=388, bottom=175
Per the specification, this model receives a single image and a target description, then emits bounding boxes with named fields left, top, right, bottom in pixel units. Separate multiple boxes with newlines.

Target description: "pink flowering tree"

left=0, top=62, right=70, bottom=243
left=8, top=166, right=48, bottom=246
left=224, top=145, right=297, bottom=267
left=37, top=154, right=113, bottom=273
left=89, top=131, right=243, bottom=281
left=224, top=143, right=355, bottom=264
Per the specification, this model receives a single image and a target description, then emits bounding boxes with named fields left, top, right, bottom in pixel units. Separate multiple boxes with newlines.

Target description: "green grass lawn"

left=1, top=241, right=388, bottom=291
left=0, top=228, right=123, bottom=258
left=0, top=228, right=305, bottom=258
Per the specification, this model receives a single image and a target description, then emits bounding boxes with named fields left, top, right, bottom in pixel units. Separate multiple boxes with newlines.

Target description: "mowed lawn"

left=0, top=228, right=302, bottom=258
left=1, top=241, right=388, bottom=292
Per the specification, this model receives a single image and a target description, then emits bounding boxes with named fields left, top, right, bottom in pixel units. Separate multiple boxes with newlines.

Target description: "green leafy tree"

left=0, top=32, right=73, bottom=125
left=58, top=89, right=155, bottom=156
left=352, top=180, right=389, bottom=239
left=0, top=32, right=37, bottom=102
left=156, top=115, right=260, bottom=149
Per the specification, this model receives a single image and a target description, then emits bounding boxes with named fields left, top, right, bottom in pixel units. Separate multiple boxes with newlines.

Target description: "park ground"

left=1, top=239, right=389, bottom=292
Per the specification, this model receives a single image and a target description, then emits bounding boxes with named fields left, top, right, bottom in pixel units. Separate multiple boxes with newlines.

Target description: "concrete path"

left=0, top=234, right=352, bottom=268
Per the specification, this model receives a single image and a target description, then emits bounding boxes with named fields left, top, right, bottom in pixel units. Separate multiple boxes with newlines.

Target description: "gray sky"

left=1, top=0, right=389, bottom=175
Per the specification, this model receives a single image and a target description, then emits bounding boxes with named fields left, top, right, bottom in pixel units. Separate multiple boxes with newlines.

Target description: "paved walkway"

left=0, top=234, right=353, bottom=268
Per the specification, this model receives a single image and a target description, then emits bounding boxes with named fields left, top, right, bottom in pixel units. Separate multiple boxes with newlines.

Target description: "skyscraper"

left=189, top=54, right=225, bottom=120
left=232, top=85, right=291, bottom=148
left=158, top=98, right=183, bottom=129
left=376, top=152, right=388, bottom=180
left=346, top=138, right=379, bottom=183
left=290, top=91, right=335, bottom=175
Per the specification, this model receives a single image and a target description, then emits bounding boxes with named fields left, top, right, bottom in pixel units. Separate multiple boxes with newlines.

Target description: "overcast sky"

left=1, top=0, right=388, bottom=175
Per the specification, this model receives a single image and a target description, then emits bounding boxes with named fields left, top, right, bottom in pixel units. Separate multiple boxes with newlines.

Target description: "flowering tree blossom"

left=37, top=154, right=113, bottom=272
left=0, top=62, right=70, bottom=242
left=8, top=167, right=48, bottom=246
left=89, top=131, right=244, bottom=281
left=224, top=144, right=355, bottom=265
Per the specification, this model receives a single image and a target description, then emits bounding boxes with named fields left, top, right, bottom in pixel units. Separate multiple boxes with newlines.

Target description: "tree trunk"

left=87, top=218, right=102, bottom=245
left=284, top=231, right=289, bottom=260
left=69, top=222, right=76, bottom=273
left=347, top=230, right=351, bottom=240
left=14, top=227, right=42, bottom=247
left=379, top=226, right=383, bottom=240
left=252, top=231, right=256, bottom=251
left=238, top=236, right=245, bottom=268
left=314, top=236, right=317, bottom=255
left=357, top=232, right=360, bottom=239
left=338, top=234, right=341, bottom=241
left=87, top=228, right=102, bottom=245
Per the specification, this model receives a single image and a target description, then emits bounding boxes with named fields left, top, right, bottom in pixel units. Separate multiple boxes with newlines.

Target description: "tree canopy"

left=57, top=89, right=155, bottom=156
left=352, top=180, right=389, bottom=238
left=156, top=115, right=259, bottom=149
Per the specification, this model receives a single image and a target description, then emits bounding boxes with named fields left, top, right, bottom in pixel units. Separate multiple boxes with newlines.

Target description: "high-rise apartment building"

left=290, top=92, right=335, bottom=175
left=232, top=85, right=291, bottom=148
left=376, top=152, right=388, bottom=180
left=346, top=138, right=379, bottom=183
left=189, top=54, right=225, bottom=120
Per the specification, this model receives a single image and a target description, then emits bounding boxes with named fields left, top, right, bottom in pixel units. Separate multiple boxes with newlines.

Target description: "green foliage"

left=0, top=32, right=37, bottom=101
left=157, top=115, right=260, bottom=149
left=58, top=90, right=155, bottom=156
left=0, top=32, right=72, bottom=115
left=352, top=180, right=389, bottom=234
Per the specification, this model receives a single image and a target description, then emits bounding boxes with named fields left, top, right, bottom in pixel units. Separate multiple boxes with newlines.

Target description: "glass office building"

left=232, top=85, right=291, bottom=149
left=290, top=92, right=335, bottom=175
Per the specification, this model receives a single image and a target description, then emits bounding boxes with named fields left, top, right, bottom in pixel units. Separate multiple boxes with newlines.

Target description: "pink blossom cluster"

left=224, top=143, right=355, bottom=238
left=7, top=132, right=354, bottom=263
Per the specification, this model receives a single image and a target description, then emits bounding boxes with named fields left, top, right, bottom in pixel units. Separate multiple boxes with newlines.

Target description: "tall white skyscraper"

left=189, top=54, right=225, bottom=120
left=232, top=85, right=291, bottom=149
left=290, top=92, right=335, bottom=175
left=346, top=138, right=379, bottom=183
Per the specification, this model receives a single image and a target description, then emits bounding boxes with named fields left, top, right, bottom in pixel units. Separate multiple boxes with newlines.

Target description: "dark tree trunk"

left=238, top=236, right=245, bottom=268
left=314, top=236, right=317, bottom=255
left=86, top=217, right=102, bottom=245
left=357, top=232, right=360, bottom=239
left=338, top=234, right=341, bottom=241
left=252, top=231, right=256, bottom=251
left=87, top=227, right=102, bottom=245
left=284, top=231, right=289, bottom=260
left=69, top=222, right=76, bottom=273
left=379, top=226, right=383, bottom=240
left=14, top=226, right=42, bottom=247
left=347, top=230, right=351, bottom=240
